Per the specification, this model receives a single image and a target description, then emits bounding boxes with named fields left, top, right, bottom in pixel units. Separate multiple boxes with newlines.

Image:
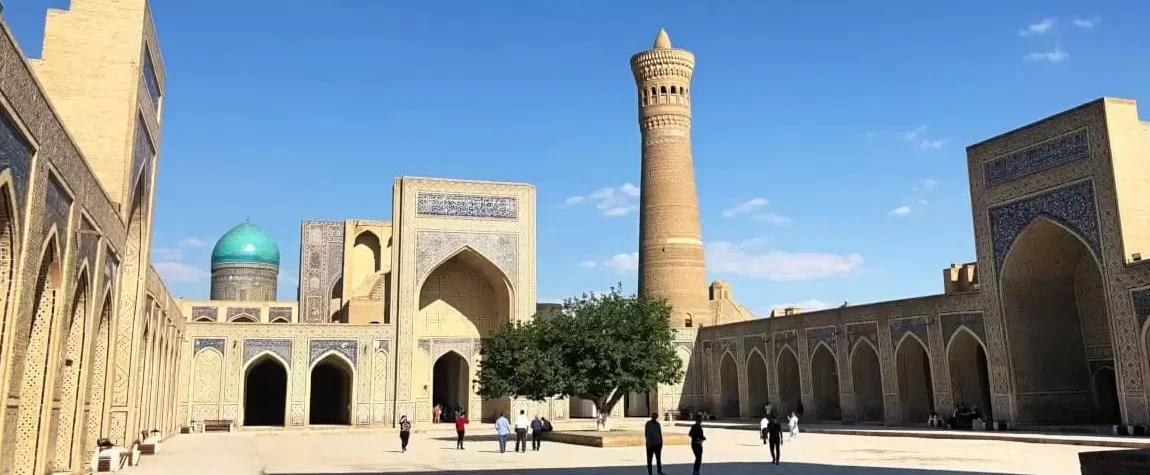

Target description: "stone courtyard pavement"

left=124, top=426, right=1121, bottom=475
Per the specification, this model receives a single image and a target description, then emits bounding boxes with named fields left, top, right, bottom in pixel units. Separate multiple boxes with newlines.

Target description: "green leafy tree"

left=477, top=285, right=683, bottom=430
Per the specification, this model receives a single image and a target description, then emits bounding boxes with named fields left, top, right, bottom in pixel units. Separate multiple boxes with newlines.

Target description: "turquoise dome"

left=210, top=222, right=280, bottom=267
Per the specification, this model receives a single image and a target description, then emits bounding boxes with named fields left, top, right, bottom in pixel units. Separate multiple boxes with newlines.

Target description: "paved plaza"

left=123, top=426, right=1120, bottom=475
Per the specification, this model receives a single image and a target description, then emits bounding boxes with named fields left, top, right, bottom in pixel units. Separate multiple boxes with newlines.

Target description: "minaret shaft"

left=632, top=30, right=711, bottom=327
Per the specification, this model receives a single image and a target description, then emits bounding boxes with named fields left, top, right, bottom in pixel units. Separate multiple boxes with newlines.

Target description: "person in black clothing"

left=688, top=414, right=706, bottom=475
left=644, top=413, right=665, bottom=475
left=766, top=415, right=784, bottom=465
left=530, top=416, right=545, bottom=451
left=398, top=415, right=412, bottom=453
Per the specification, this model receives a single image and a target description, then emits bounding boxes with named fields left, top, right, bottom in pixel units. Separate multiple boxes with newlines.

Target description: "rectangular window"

left=0, top=109, right=31, bottom=161
left=131, top=116, right=155, bottom=186
left=141, top=47, right=161, bottom=109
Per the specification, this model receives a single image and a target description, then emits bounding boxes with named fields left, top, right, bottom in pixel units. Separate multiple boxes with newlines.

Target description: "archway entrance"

left=852, top=340, right=884, bottom=422
left=433, top=351, right=470, bottom=420
left=896, top=336, right=934, bottom=423
left=719, top=353, right=739, bottom=417
left=947, top=329, right=992, bottom=419
left=811, top=344, right=841, bottom=421
left=309, top=355, right=352, bottom=425
left=1001, top=217, right=1115, bottom=424
left=747, top=351, right=769, bottom=417
left=1092, top=366, right=1121, bottom=423
left=244, top=356, right=288, bottom=426
left=777, top=347, right=802, bottom=416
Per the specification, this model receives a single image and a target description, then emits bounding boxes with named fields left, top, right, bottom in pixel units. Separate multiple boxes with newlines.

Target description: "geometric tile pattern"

left=416, top=193, right=517, bottom=219
left=988, top=180, right=1100, bottom=272
left=309, top=339, right=357, bottom=365
left=983, top=128, right=1089, bottom=187
left=193, top=338, right=225, bottom=355
left=243, top=339, right=292, bottom=366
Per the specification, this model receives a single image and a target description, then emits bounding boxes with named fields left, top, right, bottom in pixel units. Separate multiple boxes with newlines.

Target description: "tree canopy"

left=476, top=285, right=683, bottom=424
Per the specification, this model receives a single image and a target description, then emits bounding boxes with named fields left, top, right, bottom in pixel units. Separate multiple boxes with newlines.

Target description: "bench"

left=203, top=419, right=234, bottom=432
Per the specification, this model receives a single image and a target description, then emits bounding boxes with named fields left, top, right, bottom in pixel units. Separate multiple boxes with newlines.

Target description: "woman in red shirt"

left=454, top=412, right=469, bottom=450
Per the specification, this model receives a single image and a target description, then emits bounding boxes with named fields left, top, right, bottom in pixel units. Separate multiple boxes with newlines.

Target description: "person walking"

left=759, top=414, right=770, bottom=445
left=398, top=415, right=412, bottom=453
left=644, top=412, right=665, bottom=475
left=688, top=414, right=706, bottom=475
left=495, top=413, right=511, bottom=453
left=514, top=410, right=530, bottom=453
left=788, top=412, right=800, bottom=441
left=767, top=415, right=784, bottom=465
left=454, top=411, right=469, bottom=450
left=432, top=404, right=441, bottom=424
left=530, top=416, right=545, bottom=451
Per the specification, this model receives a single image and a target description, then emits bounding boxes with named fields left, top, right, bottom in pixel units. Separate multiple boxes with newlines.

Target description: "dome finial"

left=653, top=28, right=672, bottom=49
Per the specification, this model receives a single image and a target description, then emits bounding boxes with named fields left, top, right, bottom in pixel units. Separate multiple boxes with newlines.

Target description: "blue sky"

left=7, top=1, right=1149, bottom=314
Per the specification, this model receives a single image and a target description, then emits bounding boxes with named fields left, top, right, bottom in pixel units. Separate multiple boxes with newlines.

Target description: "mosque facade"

left=3, top=2, right=1150, bottom=474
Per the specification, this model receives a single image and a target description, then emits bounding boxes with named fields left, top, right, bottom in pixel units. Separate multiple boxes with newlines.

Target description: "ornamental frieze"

left=415, top=230, right=517, bottom=285
left=191, top=306, right=217, bottom=321
left=269, top=307, right=293, bottom=322
left=983, top=129, right=1089, bottom=187
left=309, top=339, right=357, bottom=365
left=416, top=193, right=517, bottom=220
left=226, top=307, right=260, bottom=321
left=1131, top=288, right=1150, bottom=329
left=243, top=339, right=292, bottom=365
left=988, top=181, right=1100, bottom=272
left=193, top=338, right=225, bottom=354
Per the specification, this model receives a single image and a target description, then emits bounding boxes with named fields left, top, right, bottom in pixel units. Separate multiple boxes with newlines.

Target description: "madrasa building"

left=4, top=3, right=1150, bottom=474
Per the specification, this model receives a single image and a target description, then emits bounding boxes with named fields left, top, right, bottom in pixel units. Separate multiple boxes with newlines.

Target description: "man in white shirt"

left=760, top=415, right=770, bottom=445
left=514, top=410, right=530, bottom=453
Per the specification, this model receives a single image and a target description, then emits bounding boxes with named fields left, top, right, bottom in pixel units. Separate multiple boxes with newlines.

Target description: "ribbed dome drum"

left=210, top=221, right=280, bottom=302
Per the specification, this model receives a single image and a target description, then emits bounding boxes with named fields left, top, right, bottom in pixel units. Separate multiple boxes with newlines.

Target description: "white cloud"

left=152, top=247, right=182, bottom=261
left=1025, top=45, right=1069, bottom=63
left=899, top=125, right=928, bottom=141
left=864, top=130, right=877, bottom=139
left=889, top=205, right=912, bottom=216
left=578, top=260, right=598, bottom=268
left=603, top=252, right=639, bottom=272
left=918, top=199, right=930, bottom=206
left=722, top=197, right=769, bottom=218
left=1072, top=17, right=1099, bottom=29
left=912, top=178, right=938, bottom=192
left=1019, top=18, right=1057, bottom=37
left=768, top=299, right=833, bottom=315
left=180, top=238, right=208, bottom=248
left=916, top=139, right=945, bottom=150
left=754, top=213, right=793, bottom=226
left=705, top=240, right=863, bottom=281
left=564, top=183, right=641, bottom=217
left=154, top=262, right=209, bottom=283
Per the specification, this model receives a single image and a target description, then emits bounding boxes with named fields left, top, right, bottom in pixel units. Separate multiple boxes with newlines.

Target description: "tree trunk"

left=592, top=389, right=627, bottom=432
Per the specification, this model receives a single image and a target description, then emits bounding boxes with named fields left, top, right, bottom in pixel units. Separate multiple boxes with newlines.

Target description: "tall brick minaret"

left=632, top=29, right=711, bottom=328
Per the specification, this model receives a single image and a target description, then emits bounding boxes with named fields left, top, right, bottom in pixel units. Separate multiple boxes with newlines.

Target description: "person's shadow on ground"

left=268, top=461, right=1005, bottom=474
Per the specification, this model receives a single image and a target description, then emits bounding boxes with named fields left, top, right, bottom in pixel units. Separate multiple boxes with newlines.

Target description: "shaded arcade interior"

left=309, top=356, right=353, bottom=425
left=244, top=356, right=288, bottom=426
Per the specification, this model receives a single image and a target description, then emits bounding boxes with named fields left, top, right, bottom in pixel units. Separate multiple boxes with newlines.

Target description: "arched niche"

left=851, top=339, right=884, bottom=422
left=418, top=247, right=513, bottom=338
left=776, top=346, right=801, bottom=416
left=350, top=231, right=382, bottom=296
left=243, top=353, right=289, bottom=426
left=895, top=333, right=934, bottom=423
left=309, top=352, right=354, bottom=425
left=719, top=351, right=739, bottom=418
left=746, top=348, right=769, bottom=417
left=946, top=327, right=992, bottom=419
left=810, top=342, right=841, bottom=421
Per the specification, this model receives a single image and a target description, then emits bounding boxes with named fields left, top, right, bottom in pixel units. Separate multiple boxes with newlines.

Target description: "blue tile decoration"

left=806, top=326, right=838, bottom=350
left=1131, top=288, right=1150, bottom=329
left=417, top=339, right=431, bottom=354
left=225, top=307, right=260, bottom=321
left=141, top=47, right=161, bottom=109
left=846, top=322, right=878, bottom=350
left=983, top=129, right=1089, bottom=187
left=244, top=339, right=292, bottom=365
left=774, top=329, right=797, bottom=346
left=890, top=316, right=929, bottom=347
left=941, top=312, right=986, bottom=344
left=0, top=107, right=30, bottom=222
left=43, top=176, right=71, bottom=237
left=191, top=306, right=217, bottom=321
left=310, top=339, right=357, bottom=365
left=417, top=193, right=517, bottom=219
left=131, top=116, right=154, bottom=192
left=194, top=338, right=225, bottom=354
left=988, top=181, right=1100, bottom=272
left=269, top=307, right=292, bottom=322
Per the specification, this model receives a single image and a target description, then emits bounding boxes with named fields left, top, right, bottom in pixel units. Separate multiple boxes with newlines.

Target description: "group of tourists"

left=396, top=408, right=555, bottom=453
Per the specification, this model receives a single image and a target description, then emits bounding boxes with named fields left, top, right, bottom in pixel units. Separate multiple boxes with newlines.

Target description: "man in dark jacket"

left=530, top=416, right=545, bottom=451
left=644, top=413, right=664, bottom=475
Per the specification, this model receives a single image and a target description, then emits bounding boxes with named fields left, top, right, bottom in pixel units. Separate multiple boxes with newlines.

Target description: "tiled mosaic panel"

left=141, top=46, right=161, bottom=109
left=43, top=176, right=72, bottom=238
left=846, top=322, right=879, bottom=350
left=941, top=312, right=986, bottom=344
left=193, top=338, right=225, bottom=354
left=269, top=307, right=292, bottom=322
left=243, top=339, right=292, bottom=365
left=226, top=307, right=260, bottom=321
left=416, top=193, right=517, bottom=219
left=191, top=306, right=217, bottom=321
left=983, top=129, right=1089, bottom=186
left=988, top=181, right=1100, bottom=272
left=806, top=326, right=838, bottom=349
left=1132, top=288, right=1150, bottom=329
left=300, top=221, right=344, bottom=323
left=130, top=114, right=154, bottom=195
left=414, top=230, right=517, bottom=285
left=309, top=339, right=357, bottom=365
left=0, top=104, right=30, bottom=223
left=889, top=316, right=929, bottom=346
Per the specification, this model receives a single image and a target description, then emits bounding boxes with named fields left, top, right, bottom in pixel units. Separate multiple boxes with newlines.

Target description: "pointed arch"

left=4, top=238, right=63, bottom=471
left=48, top=267, right=91, bottom=471
left=228, top=313, right=257, bottom=323
left=1000, top=213, right=1110, bottom=423
left=242, top=352, right=289, bottom=426
left=745, top=347, right=769, bottom=416
left=433, top=350, right=471, bottom=419
left=0, top=180, right=18, bottom=388
left=810, top=341, right=841, bottom=421
left=350, top=230, right=382, bottom=296
left=309, top=351, right=354, bottom=425
left=946, top=326, right=992, bottom=420
left=81, top=290, right=114, bottom=459
left=719, top=350, right=739, bottom=417
left=895, top=331, right=934, bottom=423
left=775, top=345, right=802, bottom=416
left=418, top=246, right=514, bottom=338
left=850, top=338, right=884, bottom=422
